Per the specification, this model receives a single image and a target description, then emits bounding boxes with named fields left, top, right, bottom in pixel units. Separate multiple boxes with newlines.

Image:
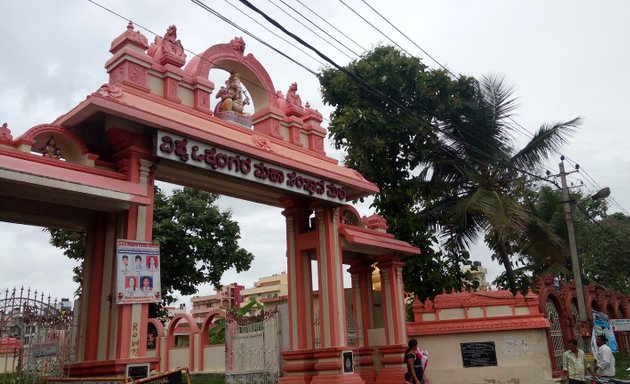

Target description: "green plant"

left=615, top=352, right=630, bottom=379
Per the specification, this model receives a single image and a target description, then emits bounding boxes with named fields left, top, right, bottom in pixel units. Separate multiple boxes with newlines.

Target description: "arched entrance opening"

left=0, top=24, right=419, bottom=384
left=544, top=297, right=565, bottom=371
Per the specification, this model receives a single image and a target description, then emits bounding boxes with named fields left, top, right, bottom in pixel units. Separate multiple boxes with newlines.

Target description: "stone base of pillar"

left=311, top=373, right=364, bottom=384
left=279, top=375, right=314, bottom=384
left=281, top=347, right=366, bottom=384
left=374, top=366, right=406, bottom=384
left=357, top=368, right=377, bottom=384
left=374, top=344, right=407, bottom=384
left=356, top=347, right=376, bottom=384
left=65, top=358, right=159, bottom=377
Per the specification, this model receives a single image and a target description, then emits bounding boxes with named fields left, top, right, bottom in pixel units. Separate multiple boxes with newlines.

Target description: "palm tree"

left=419, top=74, right=579, bottom=294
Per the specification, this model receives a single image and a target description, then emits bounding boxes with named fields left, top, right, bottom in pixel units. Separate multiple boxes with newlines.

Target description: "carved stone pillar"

left=282, top=205, right=315, bottom=351
left=348, top=264, right=376, bottom=383
left=347, top=264, right=375, bottom=347
left=374, top=258, right=408, bottom=384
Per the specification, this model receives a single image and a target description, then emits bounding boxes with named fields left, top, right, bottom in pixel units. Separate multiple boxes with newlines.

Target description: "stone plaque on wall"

left=460, top=341, right=498, bottom=368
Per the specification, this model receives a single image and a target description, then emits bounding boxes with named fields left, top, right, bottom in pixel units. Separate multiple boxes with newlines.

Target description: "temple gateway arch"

left=0, top=24, right=418, bottom=384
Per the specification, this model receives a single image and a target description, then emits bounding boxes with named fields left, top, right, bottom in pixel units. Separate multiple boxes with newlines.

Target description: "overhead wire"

left=89, top=0, right=630, bottom=262
left=87, top=0, right=317, bottom=105
left=197, top=0, right=535, bottom=168
left=234, top=0, right=576, bottom=188
left=206, top=0, right=630, bottom=260
left=190, top=0, right=318, bottom=75
left=344, top=0, right=630, bottom=216
left=575, top=204, right=630, bottom=249
left=293, top=0, right=367, bottom=53
left=263, top=0, right=356, bottom=61
left=275, top=0, right=363, bottom=58
left=92, top=0, right=630, bottom=220
left=564, top=157, right=630, bottom=216
left=360, top=0, right=452, bottom=76
left=336, top=0, right=417, bottom=59
left=222, top=0, right=328, bottom=68
left=340, top=0, right=537, bottom=144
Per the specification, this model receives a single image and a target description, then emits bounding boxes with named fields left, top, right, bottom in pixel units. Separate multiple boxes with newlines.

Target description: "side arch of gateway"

left=2, top=23, right=630, bottom=384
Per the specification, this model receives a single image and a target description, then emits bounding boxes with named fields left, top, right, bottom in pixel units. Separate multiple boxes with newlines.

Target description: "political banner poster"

left=116, top=239, right=161, bottom=304
left=591, top=310, right=619, bottom=352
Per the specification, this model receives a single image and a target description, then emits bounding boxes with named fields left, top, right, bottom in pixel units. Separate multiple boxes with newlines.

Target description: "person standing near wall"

left=594, top=334, right=615, bottom=379
left=405, top=339, right=425, bottom=384
left=562, top=338, right=589, bottom=384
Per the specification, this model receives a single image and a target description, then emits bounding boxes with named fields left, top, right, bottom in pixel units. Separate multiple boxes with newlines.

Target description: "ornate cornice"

left=408, top=315, right=550, bottom=335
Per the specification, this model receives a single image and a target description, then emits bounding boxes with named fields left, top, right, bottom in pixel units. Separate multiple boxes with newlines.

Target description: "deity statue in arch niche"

left=215, top=72, right=251, bottom=115
left=42, top=136, right=63, bottom=159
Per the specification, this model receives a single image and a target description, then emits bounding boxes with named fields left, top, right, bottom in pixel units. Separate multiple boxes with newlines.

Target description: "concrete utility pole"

left=559, top=159, right=589, bottom=350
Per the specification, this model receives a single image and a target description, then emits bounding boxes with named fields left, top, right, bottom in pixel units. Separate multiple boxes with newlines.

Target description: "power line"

left=336, top=0, right=416, bottom=59
left=575, top=204, right=630, bottom=249
left=564, top=156, right=630, bottom=216
left=87, top=0, right=314, bottom=103
left=191, top=0, right=318, bottom=76
left=93, top=0, right=629, bottom=224
left=222, top=0, right=327, bottom=67
left=341, top=0, right=537, bottom=143
left=337, top=0, right=539, bottom=145
left=275, top=0, right=363, bottom=58
left=235, top=0, right=579, bottom=190
left=263, top=0, right=356, bottom=61
left=360, top=0, right=452, bottom=76
left=293, top=0, right=367, bottom=53
left=344, top=1, right=630, bottom=216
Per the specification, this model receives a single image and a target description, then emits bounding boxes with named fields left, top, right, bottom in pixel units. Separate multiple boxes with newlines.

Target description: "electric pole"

left=559, top=158, right=590, bottom=352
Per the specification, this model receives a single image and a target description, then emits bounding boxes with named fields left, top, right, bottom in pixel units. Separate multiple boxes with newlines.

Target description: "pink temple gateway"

left=0, top=23, right=420, bottom=383
left=0, top=23, right=584, bottom=384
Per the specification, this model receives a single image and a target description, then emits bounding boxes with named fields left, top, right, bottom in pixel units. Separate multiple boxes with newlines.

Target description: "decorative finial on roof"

left=286, top=83, right=303, bottom=108
left=148, top=25, right=186, bottom=67
left=230, top=37, right=246, bottom=55
left=109, top=20, right=149, bottom=53
left=0, top=123, right=13, bottom=142
left=525, top=289, right=537, bottom=300
left=363, top=215, right=388, bottom=232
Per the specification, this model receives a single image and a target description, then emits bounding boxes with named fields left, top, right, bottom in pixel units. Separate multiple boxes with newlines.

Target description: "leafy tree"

left=319, top=45, right=477, bottom=299
left=523, top=185, right=630, bottom=294
left=153, top=187, right=254, bottom=303
left=319, top=46, right=578, bottom=295
left=579, top=212, right=630, bottom=294
left=492, top=185, right=608, bottom=291
left=46, top=186, right=254, bottom=306
left=207, top=299, right=263, bottom=344
left=417, top=75, right=579, bottom=294
left=46, top=229, right=86, bottom=297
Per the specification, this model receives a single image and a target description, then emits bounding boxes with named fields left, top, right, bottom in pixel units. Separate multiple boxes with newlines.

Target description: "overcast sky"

left=1, top=1, right=629, bottom=306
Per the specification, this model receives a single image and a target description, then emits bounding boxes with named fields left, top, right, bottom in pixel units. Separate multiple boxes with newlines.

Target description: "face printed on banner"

left=127, top=276, right=137, bottom=290
left=147, top=256, right=157, bottom=271
left=135, top=255, right=143, bottom=271
left=141, top=276, right=152, bottom=291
